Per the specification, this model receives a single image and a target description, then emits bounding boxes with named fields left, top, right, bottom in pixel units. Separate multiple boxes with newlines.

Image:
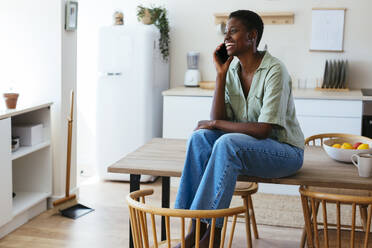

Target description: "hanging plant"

left=137, top=5, right=170, bottom=62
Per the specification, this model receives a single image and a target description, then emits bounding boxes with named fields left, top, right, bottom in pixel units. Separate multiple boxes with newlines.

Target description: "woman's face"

left=224, top=17, right=255, bottom=56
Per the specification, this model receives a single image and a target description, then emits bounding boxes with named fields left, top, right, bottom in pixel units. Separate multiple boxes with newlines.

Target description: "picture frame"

left=310, top=8, right=346, bottom=52
left=65, top=1, right=78, bottom=31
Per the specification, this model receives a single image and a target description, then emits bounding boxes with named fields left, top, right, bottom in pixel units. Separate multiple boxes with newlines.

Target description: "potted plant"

left=137, top=5, right=170, bottom=61
left=3, top=86, right=19, bottom=109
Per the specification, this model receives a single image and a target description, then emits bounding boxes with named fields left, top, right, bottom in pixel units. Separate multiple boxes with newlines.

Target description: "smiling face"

left=224, top=17, right=257, bottom=56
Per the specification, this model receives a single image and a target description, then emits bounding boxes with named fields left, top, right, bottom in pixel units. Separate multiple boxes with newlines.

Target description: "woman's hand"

left=194, top=120, right=216, bottom=131
left=213, top=43, right=233, bottom=76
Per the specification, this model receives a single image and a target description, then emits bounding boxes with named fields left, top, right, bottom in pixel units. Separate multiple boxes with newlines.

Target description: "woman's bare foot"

left=173, top=220, right=207, bottom=248
left=198, top=226, right=222, bottom=248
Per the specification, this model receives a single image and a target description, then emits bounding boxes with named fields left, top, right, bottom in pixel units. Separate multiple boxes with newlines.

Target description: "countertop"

left=0, top=102, right=52, bottom=120
left=163, top=87, right=371, bottom=101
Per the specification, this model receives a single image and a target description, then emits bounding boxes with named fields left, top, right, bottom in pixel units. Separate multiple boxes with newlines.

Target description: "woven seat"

left=233, top=181, right=259, bottom=248
left=127, top=188, right=247, bottom=248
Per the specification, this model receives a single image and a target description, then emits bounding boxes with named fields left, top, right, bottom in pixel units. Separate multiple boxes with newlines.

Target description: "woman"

left=174, top=10, right=304, bottom=248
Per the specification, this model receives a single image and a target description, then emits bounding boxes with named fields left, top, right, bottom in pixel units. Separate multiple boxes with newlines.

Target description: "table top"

left=108, top=138, right=372, bottom=190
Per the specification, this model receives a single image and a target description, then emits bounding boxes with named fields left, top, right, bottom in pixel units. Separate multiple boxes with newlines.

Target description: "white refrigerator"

left=96, top=24, right=169, bottom=181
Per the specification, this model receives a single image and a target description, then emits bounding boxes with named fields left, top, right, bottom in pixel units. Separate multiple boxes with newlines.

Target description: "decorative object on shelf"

left=3, top=93, right=19, bottom=109
left=310, top=8, right=346, bottom=52
left=317, top=59, right=348, bottom=91
left=113, top=11, right=124, bottom=25
left=11, top=136, right=20, bottom=153
left=137, top=5, right=170, bottom=61
left=214, top=12, right=294, bottom=34
left=65, top=1, right=78, bottom=31
left=12, top=123, right=43, bottom=146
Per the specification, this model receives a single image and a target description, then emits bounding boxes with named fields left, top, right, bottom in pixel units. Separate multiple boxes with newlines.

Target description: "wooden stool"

left=233, top=182, right=259, bottom=248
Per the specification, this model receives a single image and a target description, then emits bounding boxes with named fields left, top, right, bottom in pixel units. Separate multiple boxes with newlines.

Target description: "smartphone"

left=216, top=43, right=229, bottom=64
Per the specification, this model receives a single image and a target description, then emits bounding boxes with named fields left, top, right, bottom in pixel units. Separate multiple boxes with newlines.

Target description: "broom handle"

left=66, top=90, right=74, bottom=197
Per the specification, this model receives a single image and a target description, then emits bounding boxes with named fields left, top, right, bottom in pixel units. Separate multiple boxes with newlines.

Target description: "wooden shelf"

left=11, top=141, right=51, bottom=160
left=214, top=12, right=294, bottom=25
left=12, top=191, right=50, bottom=216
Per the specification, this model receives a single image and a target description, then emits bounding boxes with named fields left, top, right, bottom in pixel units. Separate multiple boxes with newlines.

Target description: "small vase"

left=140, top=9, right=154, bottom=25
left=3, top=93, right=19, bottom=109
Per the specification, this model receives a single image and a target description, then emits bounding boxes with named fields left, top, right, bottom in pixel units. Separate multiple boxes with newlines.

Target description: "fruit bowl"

left=323, top=137, right=372, bottom=163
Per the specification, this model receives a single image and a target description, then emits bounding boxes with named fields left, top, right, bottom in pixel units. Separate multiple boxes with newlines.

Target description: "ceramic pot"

left=140, top=9, right=154, bottom=25
left=3, top=93, right=19, bottom=109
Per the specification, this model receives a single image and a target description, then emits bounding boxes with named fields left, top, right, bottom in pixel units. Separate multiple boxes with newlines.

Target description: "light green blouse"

left=225, top=51, right=305, bottom=149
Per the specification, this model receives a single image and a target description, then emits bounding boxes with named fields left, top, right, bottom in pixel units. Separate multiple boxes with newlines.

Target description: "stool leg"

left=300, top=227, right=307, bottom=248
left=243, top=196, right=253, bottom=248
left=248, top=195, right=259, bottom=239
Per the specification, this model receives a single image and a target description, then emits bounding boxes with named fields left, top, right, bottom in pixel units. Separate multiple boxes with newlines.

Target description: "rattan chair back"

left=300, top=186, right=372, bottom=248
left=127, top=188, right=246, bottom=248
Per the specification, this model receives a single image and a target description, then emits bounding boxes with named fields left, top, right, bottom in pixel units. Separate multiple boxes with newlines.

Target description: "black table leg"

left=161, top=176, right=170, bottom=241
left=129, top=174, right=140, bottom=248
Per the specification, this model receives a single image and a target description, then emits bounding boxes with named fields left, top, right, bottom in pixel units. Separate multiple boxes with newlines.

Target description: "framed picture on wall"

left=65, top=1, right=78, bottom=31
left=310, top=8, right=346, bottom=52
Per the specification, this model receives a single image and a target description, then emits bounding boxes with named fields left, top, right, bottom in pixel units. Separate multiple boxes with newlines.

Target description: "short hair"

left=229, top=10, right=264, bottom=47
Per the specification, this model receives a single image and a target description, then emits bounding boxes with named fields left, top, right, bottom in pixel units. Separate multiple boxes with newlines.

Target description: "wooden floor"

left=0, top=177, right=303, bottom=248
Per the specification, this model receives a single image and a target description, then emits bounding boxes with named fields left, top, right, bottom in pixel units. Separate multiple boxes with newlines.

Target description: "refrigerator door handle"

left=106, top=72, right=122, bottom=76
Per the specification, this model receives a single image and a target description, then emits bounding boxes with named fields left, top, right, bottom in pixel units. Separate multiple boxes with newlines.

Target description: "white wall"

left=0, top=0, right=78, bottom=199
left=167, top=0, right=372, bottom=89
left=77, top=0, right=372, bottom=170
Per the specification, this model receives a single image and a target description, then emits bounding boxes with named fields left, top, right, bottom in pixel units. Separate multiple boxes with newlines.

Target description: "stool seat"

left=234, top=182, right=258, bottom=196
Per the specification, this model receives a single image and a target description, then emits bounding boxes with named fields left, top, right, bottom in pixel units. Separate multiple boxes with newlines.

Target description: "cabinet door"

left=0, top=118, right=12, bottom=226
left=297, top=116, right=362, bottom=139
left=294, top=99, right=362, bottom=138
left=163, top=96, right=212, bottom=139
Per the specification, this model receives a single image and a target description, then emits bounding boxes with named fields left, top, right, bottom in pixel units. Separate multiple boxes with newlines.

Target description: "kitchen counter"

left=162, top=86, right=367, bottom=101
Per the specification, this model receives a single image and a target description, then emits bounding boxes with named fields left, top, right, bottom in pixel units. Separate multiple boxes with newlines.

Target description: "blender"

left=184, top=51, right=201, bottom=87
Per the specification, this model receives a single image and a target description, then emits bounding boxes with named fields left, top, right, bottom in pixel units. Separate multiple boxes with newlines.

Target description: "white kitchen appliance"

left=96, top=24, right=169, bottom=182
left=184, top=51, right=201, bottom=87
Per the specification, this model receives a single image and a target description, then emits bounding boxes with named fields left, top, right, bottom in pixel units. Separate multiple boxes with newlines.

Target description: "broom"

left=53, top=90, right=78, bottom=210
left=52, top=90, right=93, bottom=219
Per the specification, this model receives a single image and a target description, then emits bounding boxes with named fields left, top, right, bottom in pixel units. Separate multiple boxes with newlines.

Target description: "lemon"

left=357, top=143, right=369, bottom=150
left=332, top=143, right=341, bottom=148
left=341, top=143, right=353, bottom=149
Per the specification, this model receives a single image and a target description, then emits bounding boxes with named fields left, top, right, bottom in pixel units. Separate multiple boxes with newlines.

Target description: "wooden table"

left=108, top=138, right=372, bottom=247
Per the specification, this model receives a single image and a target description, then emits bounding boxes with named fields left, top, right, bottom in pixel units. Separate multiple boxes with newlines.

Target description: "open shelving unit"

left=0, top=103, right=52, bottom=238
left=11, top=140, right=51, bottom=160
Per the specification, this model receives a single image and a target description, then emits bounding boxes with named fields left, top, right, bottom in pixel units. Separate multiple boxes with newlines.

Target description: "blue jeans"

left=174, top=129, right=304, bottom=227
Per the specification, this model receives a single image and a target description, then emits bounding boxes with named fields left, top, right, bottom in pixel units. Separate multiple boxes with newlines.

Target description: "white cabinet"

left=0, top=118, right=12, bottom=227
left=162, top=90, right=363, bottom=195
left=163, top=96, right=212, bottom=139
left=0, top=103, right=52, bottom=238
left=163, top=95, right=362, bottom=140
left=295, top=99, right=362, bottom=138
